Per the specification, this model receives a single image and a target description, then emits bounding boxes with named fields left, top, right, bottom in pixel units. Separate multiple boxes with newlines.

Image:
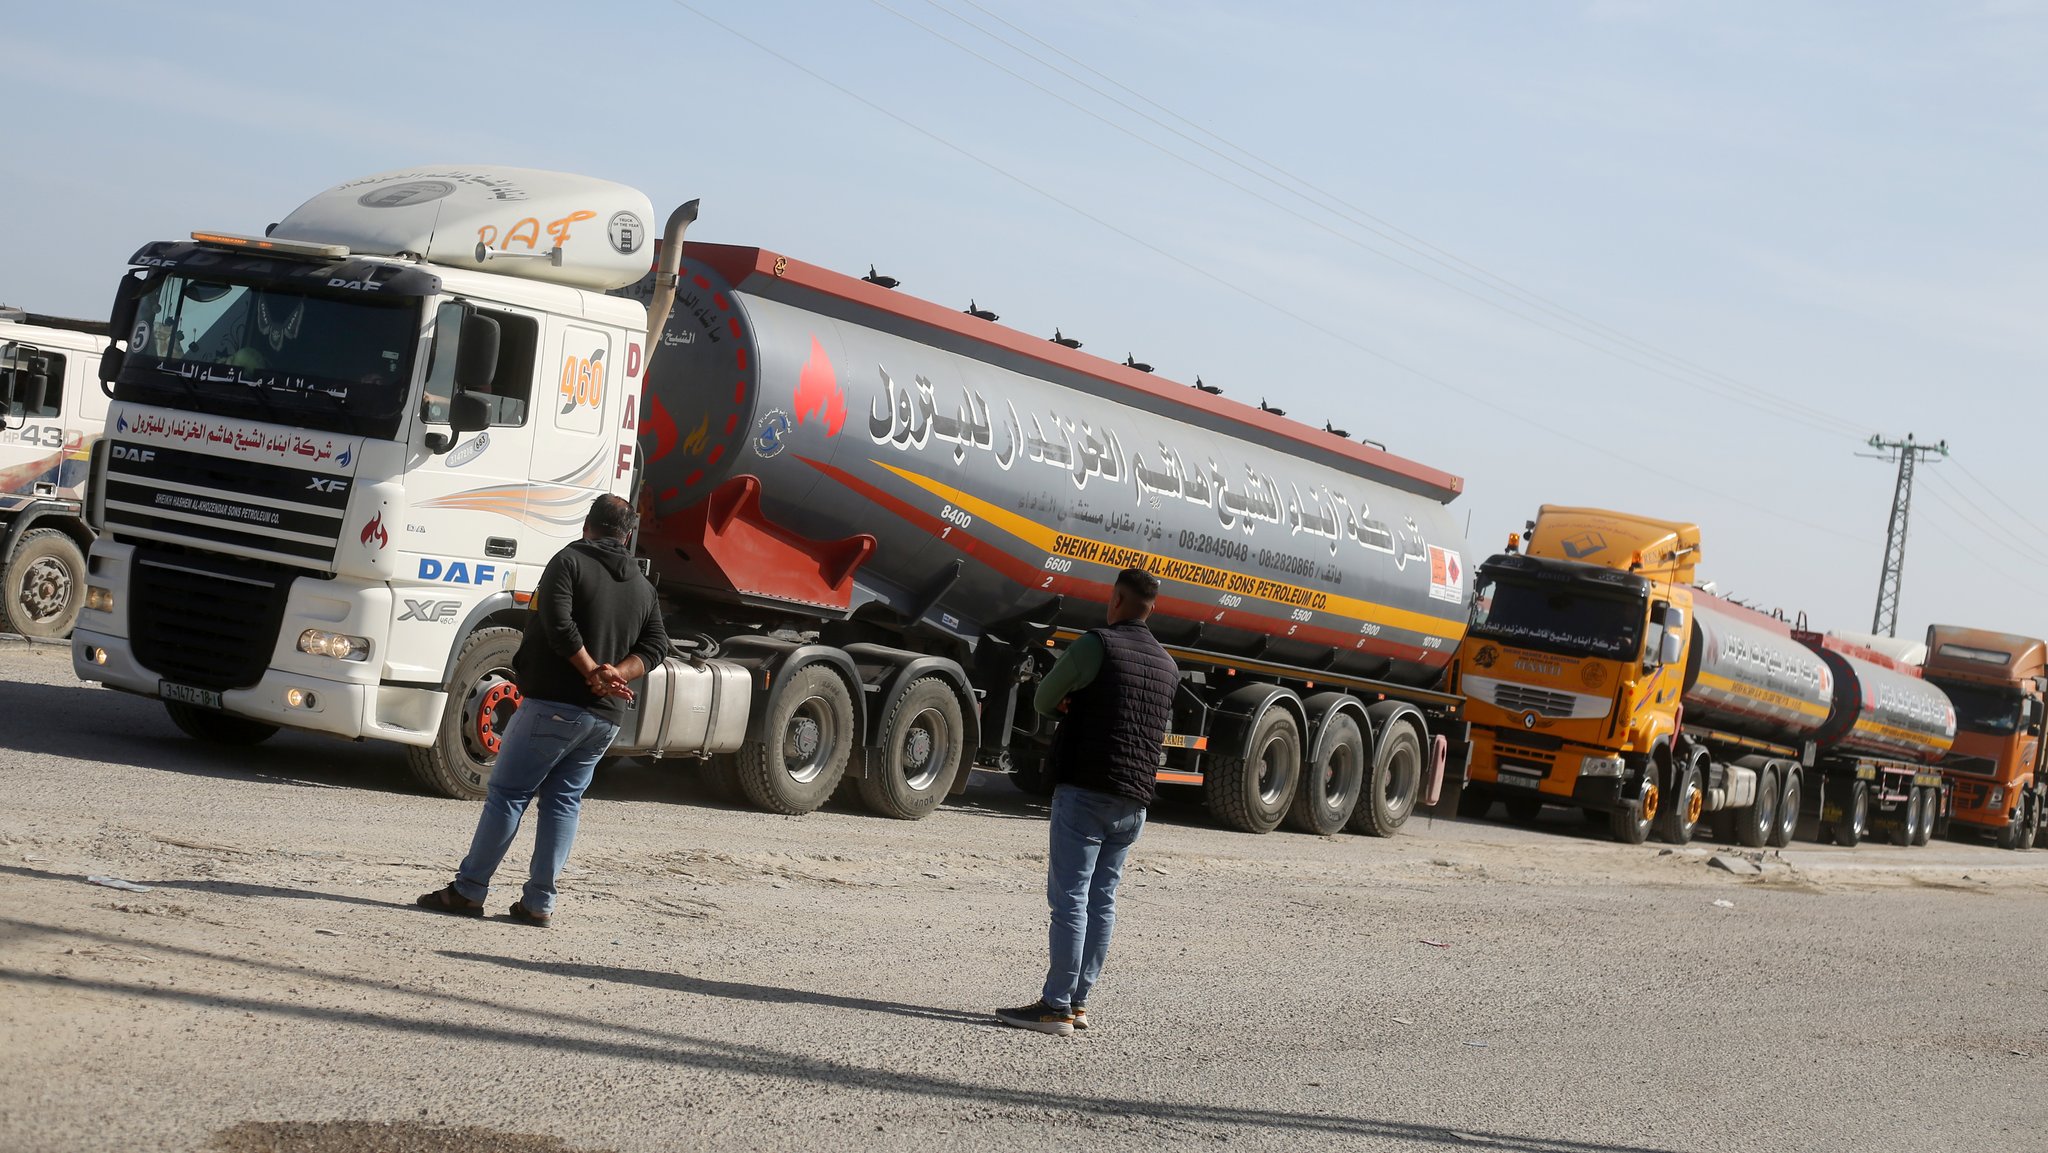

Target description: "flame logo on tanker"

left=794, top=338, right=846, bottom=436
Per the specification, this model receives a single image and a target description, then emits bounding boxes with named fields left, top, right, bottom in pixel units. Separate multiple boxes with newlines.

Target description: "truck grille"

left=130, top=549, right=297, bottom=690
left=1489, top=683, right=1579, bottom=718
left=103, top=441, right=350, bottom=570
left=1952, top=779, right=1989, bottom=807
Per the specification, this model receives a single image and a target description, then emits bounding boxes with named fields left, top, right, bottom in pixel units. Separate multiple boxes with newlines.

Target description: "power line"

left=662, top=0, right=1877, bottom=548
left=926, top=0, right=1873, bottom=441
left=1920, top=468, right=2048, bottom=569
left=1949, top=455, right=2048, bottom=541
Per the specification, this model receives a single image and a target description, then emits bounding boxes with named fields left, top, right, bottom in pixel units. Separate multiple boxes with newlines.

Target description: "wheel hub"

left=903, top=726, right=933, bottom=769
left=18, top=557, right=70, bottom=622
left=1686, top=788, right=1704, bottom=823
left=466, top=676, right=521, bottom=757
left=788, top=715, right=821, bottom=761
left=1640, top=783, right=1660, bottom=823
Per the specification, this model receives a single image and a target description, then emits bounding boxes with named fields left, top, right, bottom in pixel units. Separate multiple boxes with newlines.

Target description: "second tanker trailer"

left=72, top=165, right=1474, bottom=835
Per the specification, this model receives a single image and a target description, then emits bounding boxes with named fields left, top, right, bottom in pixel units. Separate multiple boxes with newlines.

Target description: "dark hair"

left=586, top=494, right=638, bottom=540
left=1115, top=566, right=1160, bottom=601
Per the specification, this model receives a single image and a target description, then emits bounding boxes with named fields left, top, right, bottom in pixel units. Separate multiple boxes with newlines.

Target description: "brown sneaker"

left=1071, top=1004, right=1088, bottom=1031
left=994, top=1000, right=1074, bottom=1036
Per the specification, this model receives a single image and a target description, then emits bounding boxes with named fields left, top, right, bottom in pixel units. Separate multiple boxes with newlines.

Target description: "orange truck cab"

left=1450, top=507, right=1699, bottom=844
left=1921, top=626, right=2046, bottom=850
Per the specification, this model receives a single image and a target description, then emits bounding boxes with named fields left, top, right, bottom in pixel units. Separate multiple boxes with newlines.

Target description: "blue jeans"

left=454, top=699, right=619, bottom=915
left=1040, top=784, right=1148, bottom=1011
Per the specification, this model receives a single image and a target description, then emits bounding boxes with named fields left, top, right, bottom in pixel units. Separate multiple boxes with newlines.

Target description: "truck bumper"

left=70, top=540, right=444, bottom=748
left=1465, top=726, right=1632, bottom=811
left=75, top=624, right=446, bottom=747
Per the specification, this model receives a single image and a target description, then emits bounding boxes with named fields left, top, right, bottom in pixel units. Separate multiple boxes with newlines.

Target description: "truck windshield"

left=1937, top=682, right=2021, bottom=736
left=1469, top=573, right=1644, bottom=661
left=115, top=273, right=420, bottom=439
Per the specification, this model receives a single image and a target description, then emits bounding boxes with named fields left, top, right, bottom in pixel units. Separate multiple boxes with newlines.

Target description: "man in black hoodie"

left=418, top=495, right=668, bottom=927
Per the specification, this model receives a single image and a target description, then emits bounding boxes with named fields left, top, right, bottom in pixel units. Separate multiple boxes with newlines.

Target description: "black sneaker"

left=994, top=1000, right=1074, bottom=1036
left=1071, top=1004, right=1088, bottom=1031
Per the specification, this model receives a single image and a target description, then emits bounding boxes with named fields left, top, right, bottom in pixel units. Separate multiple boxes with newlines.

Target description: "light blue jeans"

left=1040, top=784, right=1148, bottom=1011
left=454, top=699, right=619, bottom=915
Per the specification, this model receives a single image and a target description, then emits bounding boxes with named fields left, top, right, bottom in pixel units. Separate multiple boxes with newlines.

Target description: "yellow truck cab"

left=1922, top=626, right=2046, bottom=849
left=1452, top=507, right=1698, bottom=844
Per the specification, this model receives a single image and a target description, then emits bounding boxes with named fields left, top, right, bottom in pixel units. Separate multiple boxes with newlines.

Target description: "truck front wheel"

left=407, top=626, right=523, bottom=801
left=5, top=528, right=86, bottom=640
left=1609, top=771, right=1657, bottom=845
left=165, top=701, right=278, bottom=746
left=1205, top=707, right=1301, bottom=834
left=736, top=664, right=854, bottom=815
left=857, top=677, right=966, bottom=821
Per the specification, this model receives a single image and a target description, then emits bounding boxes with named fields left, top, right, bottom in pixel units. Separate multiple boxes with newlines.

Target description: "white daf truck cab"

left=0, top=308, right=112, bottom=638
left=72, top=166, right=720, bottom=795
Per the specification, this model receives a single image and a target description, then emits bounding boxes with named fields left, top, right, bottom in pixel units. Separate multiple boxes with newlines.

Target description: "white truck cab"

left=72, top=167, right=668, bottom=792
left=0, top=308, right=112, bottom=637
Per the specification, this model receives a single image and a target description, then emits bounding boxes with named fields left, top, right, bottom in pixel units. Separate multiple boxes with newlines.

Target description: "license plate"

left=1497, top=766, right=1544, bottom=787
left=160, top=681, right=222, bottom=709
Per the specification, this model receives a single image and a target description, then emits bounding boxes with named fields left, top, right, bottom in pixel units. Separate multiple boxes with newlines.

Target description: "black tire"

left=1349, top=719, right=1423, bottom=837
left=1503, top=796, right=1543, bottom=824
left=1734, top=770, right=1777, bottom=849
left=1289, top=713, right=1365, bottom=835
left=164, top=700, right=279, bottom=745
left=1609, top=774, right=1657, bottom=845
left=1204, top=706, right=1302, bottom=834
left=1009, top=745, right=1055, bottom=796
left=1658, top=759, right=1703, bottom=846
left=736, top=663, right=854, bottom=815
left=699, top=755, right=745, bottom=804
left=857, top=677, right=966, bottom=821
left=1997, top=798, right=2030, bottom=851
left=4, top=527, right=86, bottom=640
left=1455, top=784, right=1493, bottom=820
left=1912, top=786, right=1937, bottom=847
left=2020, top=794, right=2041, bottom=852
left=1892, top=788, right=1921, bottom=848
left=406, top=626, right=523, bottom=800
left=1831, top=780, right=1868, bottom=847
left=1769, top=772, right=1800, bottom=848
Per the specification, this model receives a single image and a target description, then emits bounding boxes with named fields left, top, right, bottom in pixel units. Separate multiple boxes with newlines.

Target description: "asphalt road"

left=2, top=639, right=2044, bottom=1153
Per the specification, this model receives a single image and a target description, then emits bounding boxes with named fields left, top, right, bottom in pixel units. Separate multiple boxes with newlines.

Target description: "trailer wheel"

left=1009, top=746, right=1055, bottom=796
left=1734, top=769, right=1776, bottom=849
left=1769, top=772, right=1800, bottom=848
left=1892, top=788, right=1922, bottom=847
left=1608, top=776, right=1656, bottom=845
left=1205, top=708, right=1301, bottom=834
left=1288, top=713, right=1365, bottom=836
left=1910, top=786, right=1936, bottom=846
left=1830, top=780, right=1868, bottom=847
left=1455, top=785, right=1493, bottom=820
left=699, top=755, right=745, bottom=804
left=164, top=701, right=279, bottom=746
left=736, top=663, right=854, bottom=815
left=1349, top=718, right=1423, bottom=837
left=857, top=677, right=965, bottom=821
left=405, top=626, right=522, bottom=800
left=4, top=528, right=86, bottom=640
left=1658, top=759, right=1703, bottom=845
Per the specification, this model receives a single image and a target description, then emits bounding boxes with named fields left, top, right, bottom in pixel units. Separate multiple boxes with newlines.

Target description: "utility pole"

left=1861, top=433, right=1948, bottom=638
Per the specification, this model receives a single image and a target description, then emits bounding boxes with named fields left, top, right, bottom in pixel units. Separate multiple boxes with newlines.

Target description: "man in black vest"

left=997, top=566, right=1178, bottom=1035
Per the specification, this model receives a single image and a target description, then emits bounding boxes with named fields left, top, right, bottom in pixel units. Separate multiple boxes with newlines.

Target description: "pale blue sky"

left=5, top=1, right=2043, bottom=644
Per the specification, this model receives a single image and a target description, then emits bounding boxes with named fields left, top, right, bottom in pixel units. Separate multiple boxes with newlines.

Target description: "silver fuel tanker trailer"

left=624, top=243, right=1474, bottom=833
left=1677, top=597, right=1954, bottom=848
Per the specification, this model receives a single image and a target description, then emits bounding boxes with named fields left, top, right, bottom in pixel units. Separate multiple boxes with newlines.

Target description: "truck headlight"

left=1580, top=756, right=1625, bottom=778
left=85, top=586, right=114, bottom=612
left=298, top=629, right=370, bottom=662
left=1988, top=786, right=2006, bottom=809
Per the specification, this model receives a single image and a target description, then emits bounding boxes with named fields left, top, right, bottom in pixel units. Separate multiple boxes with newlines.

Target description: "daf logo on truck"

left=418, top=558, right=497, bottom=585
left=111, top=445, right=155, bottom=464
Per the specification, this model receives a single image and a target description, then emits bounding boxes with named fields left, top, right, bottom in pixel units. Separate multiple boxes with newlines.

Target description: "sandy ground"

left=3, top=637, right=2046, bottom=1153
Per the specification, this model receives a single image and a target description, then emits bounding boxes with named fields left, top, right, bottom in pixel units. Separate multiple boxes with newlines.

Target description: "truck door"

left=526, top=318, right=619, bottom=539
left=400, top=300, right=546, bottom=597
left=0, top=339, right=78, bottom=497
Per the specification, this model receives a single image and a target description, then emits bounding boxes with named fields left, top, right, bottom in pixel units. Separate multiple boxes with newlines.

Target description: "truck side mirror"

left=448, top=392, right=491, bottom=434
left=452, top=311, right=501, bottom=394
left=1660, top=631, right=1683, bottom=667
